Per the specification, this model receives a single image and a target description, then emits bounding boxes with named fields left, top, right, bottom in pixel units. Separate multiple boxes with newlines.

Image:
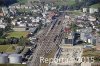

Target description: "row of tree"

left=0, top=17, right=12, bottom=38
left=0, top=37, right=28, bottom=46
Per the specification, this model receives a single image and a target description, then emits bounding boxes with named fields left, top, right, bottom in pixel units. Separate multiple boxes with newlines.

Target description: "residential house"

left=13, top=27, right=26, bottom=31
left=0, top=24, right=7, bottom=28
left=82, top=8, right=87, bottom=13
left=2, top=7, right=8, bottom=16
left=89, top=8, right=99, bottom=14
left=80, top=28, right=96, bottom=45
left=88, top=16, right=96, bottom=22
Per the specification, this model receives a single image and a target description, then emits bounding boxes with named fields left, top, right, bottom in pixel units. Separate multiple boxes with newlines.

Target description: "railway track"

left=28, top=15, right=64, bottom=66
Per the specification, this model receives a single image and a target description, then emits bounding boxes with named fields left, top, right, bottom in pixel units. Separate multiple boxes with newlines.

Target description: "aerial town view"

left=0, top=0, right=100, bottom=66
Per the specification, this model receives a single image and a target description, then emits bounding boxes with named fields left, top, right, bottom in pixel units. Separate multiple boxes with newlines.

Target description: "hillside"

left=0, top=0, right=100, bottom=9
left=90, top=3, right=100, bottom=8
left=56, top=0, right=76, bottom=6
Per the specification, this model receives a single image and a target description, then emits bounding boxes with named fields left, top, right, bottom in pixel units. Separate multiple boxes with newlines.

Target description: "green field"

left=7, top=31, right=29, bottom=38
left=0, top=44, right=17, bottom=52
left=83, top=49, right=100, bottom=62
left=0, top=39, right=5, bottom=42
left=65, top=0, right=76, bottom=6
left=83, top=51, right=100, bottom=57
left=17, top=0, right=27, bottom=4
left=66, top=10, right=82, bottom=15
left=17, top=9, right=31, bottom=13
left=56, top=0, right=78, bottom=6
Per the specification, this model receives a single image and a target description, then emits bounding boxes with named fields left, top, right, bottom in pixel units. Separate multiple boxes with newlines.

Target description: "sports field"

left=0, top=44, right=17, bottom=52
left=7, top=31, right=29, bottom=38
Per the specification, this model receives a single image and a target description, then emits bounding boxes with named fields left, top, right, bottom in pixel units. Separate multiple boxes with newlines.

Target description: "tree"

left=0, top=0, right=17, bottom=6
left=18, top=37, right=28, bottom=46
left=70, top=23, right=78, bottom=32
left=0, top=28, right=4, bottom=38
left=4, top=17, right=12, bottom=32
